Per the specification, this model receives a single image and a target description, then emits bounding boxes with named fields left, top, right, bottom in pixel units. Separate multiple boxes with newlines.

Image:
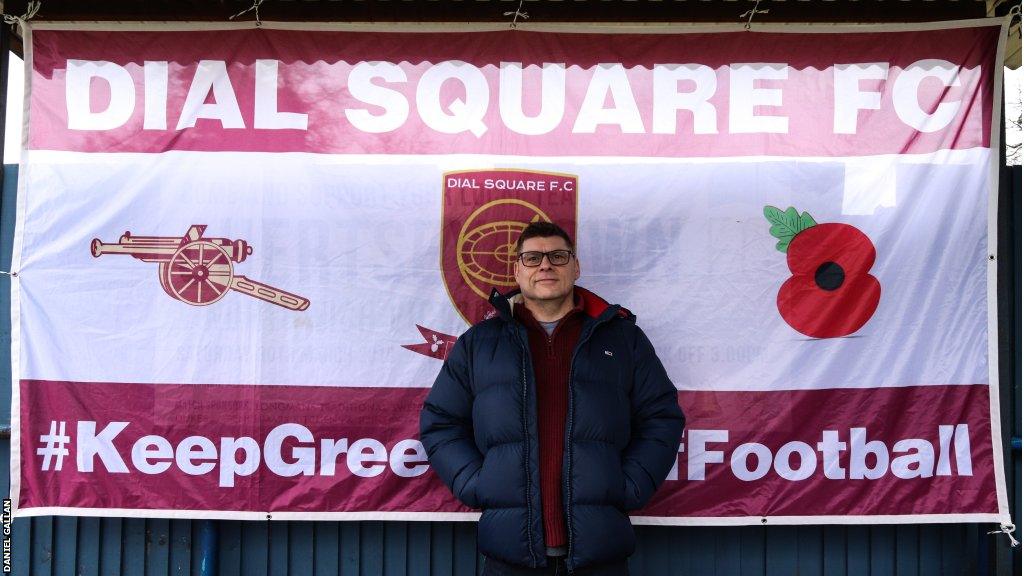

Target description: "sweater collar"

left=513, top=290, right=585, bottom=328
left=489, top=286, right=632, bottom=324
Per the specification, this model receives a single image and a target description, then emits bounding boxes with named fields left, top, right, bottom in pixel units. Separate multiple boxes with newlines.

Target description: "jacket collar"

left=488, top=286, right=633, bottom=325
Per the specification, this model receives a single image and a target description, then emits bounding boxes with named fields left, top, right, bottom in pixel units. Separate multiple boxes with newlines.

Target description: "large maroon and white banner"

left=10, top=20, right=1012, bottom=525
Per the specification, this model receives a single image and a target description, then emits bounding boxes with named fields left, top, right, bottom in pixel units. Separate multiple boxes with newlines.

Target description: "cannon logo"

left=91, top=225, right=310, bottom=311
left=403, top=169, right=577, bottom=359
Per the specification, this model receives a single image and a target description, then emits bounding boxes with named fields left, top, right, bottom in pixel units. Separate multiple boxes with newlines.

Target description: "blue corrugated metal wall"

left=0, top=163, right=1019, bottom=575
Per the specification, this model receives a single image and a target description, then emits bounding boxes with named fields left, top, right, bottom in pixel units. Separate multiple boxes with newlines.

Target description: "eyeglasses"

left=517, top=250, right=575, bottom=267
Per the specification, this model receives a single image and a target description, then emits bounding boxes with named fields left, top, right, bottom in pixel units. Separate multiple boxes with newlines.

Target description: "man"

left=420, top=221, right=685, bottom=575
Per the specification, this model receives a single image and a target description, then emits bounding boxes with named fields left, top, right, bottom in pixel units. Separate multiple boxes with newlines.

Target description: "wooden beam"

left=0, top=0, right=988, bottom=24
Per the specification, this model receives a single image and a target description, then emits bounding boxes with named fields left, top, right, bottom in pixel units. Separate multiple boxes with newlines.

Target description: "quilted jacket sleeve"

left=621, top=326, right=686, bottom=511
left=419, top=332, right=484, bottom=509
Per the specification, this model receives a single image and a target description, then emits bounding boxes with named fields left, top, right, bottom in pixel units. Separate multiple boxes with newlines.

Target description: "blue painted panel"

left=893, top=525, right=918, bottom=576
left=692, top=527, right=718, bottom=574
left=30, top=516, right=54, bottom=576
left=11, top=517, right=30, bottom=576
left=341, top=521, right=360, bottom=575
left=98, top=518, right=123, bottom=576
left=847, top=526, right=872, bottom=576
left=290, top=522, right=315, bottom=576
left=170, top=519, right=193, bottom=576
left=739, top=526, right=767, bottom=576
left=313, top=521, right=340, bottom=576
left=795, top=525, right=823, bottom=575
left=451, top=523, right=476, bottom=576
left=147, top=518, right=172, bottom=576
left=821, top=526, right=846, bottom=576
left=382, top=522, right=407, bottom=576
left=218, top=521, right=242, bottom=576
left=76, top=518, right=101, bottom=576
left=406, top=522, right=432, bottom=576
left=121, top=519, right=147, bottom=576
left=920, top=524, right=943, bottom=575
left=428, top=523, right=453, bottom=576
left=869, top=526, right=895, bottom=576
left=360, top=521, right=384, bottom=576
left=941, top=525, right=965, bottom=574
left=241, top=520, right=269, bottom=576
left=51, top=517, right=76, bottom=576
left=0, top=162, right=15, bottom=428
left=0, top=445, right=1010, bottom=576
left=268, top=521, right=290, bottom=576
left=765, top=526, right=799, bottom=575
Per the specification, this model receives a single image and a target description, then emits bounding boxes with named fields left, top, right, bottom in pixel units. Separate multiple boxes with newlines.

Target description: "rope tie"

left=740, top=0, right=768, bottom=31
left=229, top=0, right=265, bottom=27
left=503, top=0, right=528, bottom=30
left=2, top=0, right=41, bottom=31
left=987, top=524, right=1020, bottom=548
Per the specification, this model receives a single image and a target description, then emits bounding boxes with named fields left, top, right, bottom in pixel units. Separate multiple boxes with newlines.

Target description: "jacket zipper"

left=565, top=352, right=577, bottom=569
left=563, top=312, right=613, bottom=572
left=513, top=325, right=539, bottom=567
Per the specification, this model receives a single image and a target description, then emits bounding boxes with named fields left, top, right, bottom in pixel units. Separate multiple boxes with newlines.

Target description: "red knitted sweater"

left=513, top=296, right=585, bottom=549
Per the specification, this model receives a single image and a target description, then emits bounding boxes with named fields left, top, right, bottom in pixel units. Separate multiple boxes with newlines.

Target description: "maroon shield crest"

left=441, top=169, right=578, bottom=324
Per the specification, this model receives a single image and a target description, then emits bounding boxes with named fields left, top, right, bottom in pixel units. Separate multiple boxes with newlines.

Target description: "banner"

left=10, top=21, right=1012, bottom=525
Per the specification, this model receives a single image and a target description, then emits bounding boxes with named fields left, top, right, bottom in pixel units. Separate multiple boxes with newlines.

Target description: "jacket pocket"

left=608, top=455, right=627, bottom=510
left=456, top=465, right=482, bottom=509
left=475, top=453, right=491, bottom=508
left=621, top=470, right=642, bottom=511
left=476, top=443, right=525, bottom=509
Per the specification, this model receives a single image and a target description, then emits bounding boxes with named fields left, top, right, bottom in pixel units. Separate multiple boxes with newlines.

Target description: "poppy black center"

left=811, top=260, right=843, bottom=289
left=814, top=261, right=845, bottom=291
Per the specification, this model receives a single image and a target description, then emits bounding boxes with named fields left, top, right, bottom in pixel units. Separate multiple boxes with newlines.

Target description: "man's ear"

left=574, top=258, right=581, bottom=281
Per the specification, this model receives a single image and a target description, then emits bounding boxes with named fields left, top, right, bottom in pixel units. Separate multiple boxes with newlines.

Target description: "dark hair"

left=515, top=221, right=575, bottom=254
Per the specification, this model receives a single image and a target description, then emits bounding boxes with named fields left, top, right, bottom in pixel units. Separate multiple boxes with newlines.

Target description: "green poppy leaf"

left=799, top=211, right=817, bottom=232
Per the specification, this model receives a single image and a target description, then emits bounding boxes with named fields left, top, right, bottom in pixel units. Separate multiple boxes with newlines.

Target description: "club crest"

left=441, top=169, right=578, bottom=324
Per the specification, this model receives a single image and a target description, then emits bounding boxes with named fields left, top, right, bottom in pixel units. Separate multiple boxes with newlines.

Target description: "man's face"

left=513, top=235, right=581, bottom=303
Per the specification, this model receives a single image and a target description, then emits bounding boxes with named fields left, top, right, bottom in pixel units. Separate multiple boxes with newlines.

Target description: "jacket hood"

left=488, top=286, right=633, bottom=324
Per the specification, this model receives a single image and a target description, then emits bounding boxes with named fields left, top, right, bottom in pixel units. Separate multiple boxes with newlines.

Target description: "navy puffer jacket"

left=419, top=287, right=685, bottom=571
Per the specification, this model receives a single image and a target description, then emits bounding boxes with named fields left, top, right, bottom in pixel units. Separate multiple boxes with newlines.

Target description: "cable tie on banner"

left=503, top=0, right=528, bottom=30
left=987, top=524, right=1020, bottom=548
left=2, top=0, right=41, bottom=31
left=229, top=0, right=264, bottom=27
left=740, top=0, right=768, bottom=31
left=0, top=271, right=18, bottom=278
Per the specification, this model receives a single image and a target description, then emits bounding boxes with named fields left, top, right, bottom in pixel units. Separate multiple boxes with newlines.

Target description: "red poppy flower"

left=776, top=223, right=881, bottom=338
